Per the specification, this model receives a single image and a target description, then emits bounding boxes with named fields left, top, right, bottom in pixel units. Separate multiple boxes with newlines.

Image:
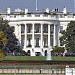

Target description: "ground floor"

left=23, top=48, right=48, bottom=56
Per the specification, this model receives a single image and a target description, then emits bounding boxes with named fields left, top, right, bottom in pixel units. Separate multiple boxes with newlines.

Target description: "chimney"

left=57, top=8, right=58, bottom=11
left=25, top=9, right=28, bottom=14
left=7, top=8, right=11, bottom=14
left=63, top=7, right=67, bottom=14
left=55, top=9, right=56, bottom=11
left=46, top=8, right=49, bottom=13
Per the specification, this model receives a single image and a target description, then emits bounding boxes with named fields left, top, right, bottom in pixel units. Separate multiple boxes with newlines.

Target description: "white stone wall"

left=1, top=8, right=75, bottom=56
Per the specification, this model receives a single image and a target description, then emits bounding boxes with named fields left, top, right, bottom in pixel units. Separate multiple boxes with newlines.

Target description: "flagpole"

left=36, top=0, right=38, bottom=11
left=74, top=0, right=75, bottom=12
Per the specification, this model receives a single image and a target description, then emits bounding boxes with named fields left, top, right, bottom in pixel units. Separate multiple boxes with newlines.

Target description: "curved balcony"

left=6, top=14, right=58, bottom=21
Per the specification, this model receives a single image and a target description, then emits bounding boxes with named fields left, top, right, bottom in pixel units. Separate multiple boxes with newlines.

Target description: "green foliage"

left=60, top=21, right=75, bottom=52
left=52, top=46, right=64, bottom=53
left=0, top=31, right=8, bottom=47
left=0, top=49, right=5, bottom=59
left=0, top=18, right=21, bottom=54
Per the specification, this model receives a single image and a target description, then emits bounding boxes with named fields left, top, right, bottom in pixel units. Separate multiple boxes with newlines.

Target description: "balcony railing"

left=43, top=31, right=48, bottom=33
left=44, top=45, right=48, bottom=48
left=34, top=30, right=41, bottom=33
left=35, top=45, right=40, bottom=47
left=27, top=44, right=32, bottom=47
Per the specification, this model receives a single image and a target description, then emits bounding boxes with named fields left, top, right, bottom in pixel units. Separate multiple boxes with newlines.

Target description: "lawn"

left=52, top=56, right=75, bottom=61
left=0, top=56, right=75, bottom=61
left=3, top=56, right=46, bottom=61
left=0, top=74, right=42, bottom=75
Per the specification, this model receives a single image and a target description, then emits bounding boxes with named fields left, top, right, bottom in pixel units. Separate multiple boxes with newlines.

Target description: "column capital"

left=16, top=24, right=19, bottom=26
left=48, top=24, right=51, bottom=25
left=24, top=23, right=26, bottom=25
left=54, top=23, right=58, bottom=26
left=40, top=23, right=44, bottom=25
left=32, top=23, right=35, bottom=25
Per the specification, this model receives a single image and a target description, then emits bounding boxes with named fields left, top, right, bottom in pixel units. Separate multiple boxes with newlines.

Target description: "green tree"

left=0, top=31, right=8, bottom=47
left=52, top=46, right=64, bottom=53
left=0, top=18, right=21, bottom=54
left=0, top=31, right=7, bottom=58
left=60, top=21, right=75, bottom=52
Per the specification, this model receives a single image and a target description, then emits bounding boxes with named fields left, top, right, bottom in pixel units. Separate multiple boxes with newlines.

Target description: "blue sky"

left=0, top=0, right=74, bottom=12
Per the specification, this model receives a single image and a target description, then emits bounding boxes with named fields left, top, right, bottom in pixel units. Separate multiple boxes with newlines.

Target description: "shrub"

left=52, top=46, right=64, bottom=53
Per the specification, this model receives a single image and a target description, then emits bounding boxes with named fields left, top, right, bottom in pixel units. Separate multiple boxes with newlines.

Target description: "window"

left=68, top=15, right=74, bottom=18
left=21, top=35, right=25, bottom=48
left=60, top=39, right=63, bottom=46
left=28, top=38, right=30, bottom=44
left=27, top=50, right=30, bottom=56
left=60, top=26, right=63, bottom=32
left=35, top=52, right=41, bottom=56
left=45, top=50, right=47, bottom=56
left=50, top=25, right=54, bottom=34
left=60, top=15, right=65, bottom=18
left=27, top=24, right=32, bottom=33
left=35, top=38, right=39, bottom=47
left=43, top=24, right=48, bottom=33
left=27, top=38, right=32, bottom=47
left=21, top=15, right=24, bottom=17
left=43, top=14, right=48, bottom=17
left=35, top=24, right=40, bottom=33
left=21, top=24, right=25, bottom=33
left=27, top=14, right=31, bottom=17
left=35, top=14, right=40, bottom=17
left=14, top=15, right=16, bottom=18
left=44, top=38, right=48, bottom=47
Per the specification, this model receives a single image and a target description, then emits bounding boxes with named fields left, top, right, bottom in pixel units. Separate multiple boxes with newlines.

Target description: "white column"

left=47, top=24, right=52, bottom=60
left=32, top=24, right=35, bottom=48
left=53, top=24, right=60, bottom=47
left=24, top=24, right=27, bottom=48
left=15, top=24, right=21, bottom=46
left=48, top=24, right=50, bottom=47
left=57, top=24, right=60, bottom=47
left=41, top=24, right=43, bottom=48
left=53, top=24, right=56, bottom=46
left=14, top=24, right=20, bottom=46
left=18, top=24, right=21, bottom=46
left=15, top=24, right=19, bottom=39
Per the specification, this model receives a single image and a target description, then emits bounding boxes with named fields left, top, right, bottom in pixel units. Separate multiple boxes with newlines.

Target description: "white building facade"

left=1, top=7, right=75, bottom=56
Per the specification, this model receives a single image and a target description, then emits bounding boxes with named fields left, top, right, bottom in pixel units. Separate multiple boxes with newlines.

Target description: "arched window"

left=21, top=24, right=25, bottom=33
left=45, top=50, right=47, bottom=56
left=27, top=50, right=31, bottom=56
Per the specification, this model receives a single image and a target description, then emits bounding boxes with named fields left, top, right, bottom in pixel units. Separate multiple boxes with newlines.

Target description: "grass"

left=52, top=56, right=75, bottom=61
left=0, top=56, right=75, bottom=61
left=0, top=74, right=42, bottom=75
left=0, top=74, right=43, bottom=75
left=3, top=56, right=46, bottom=61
